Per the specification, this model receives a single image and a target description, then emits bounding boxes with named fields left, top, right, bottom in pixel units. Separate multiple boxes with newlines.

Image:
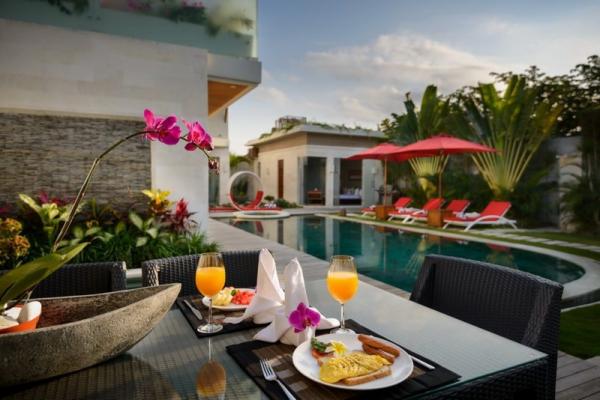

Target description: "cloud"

left=307, top=33, right=501, bottom=92
left=305, top=33, right=506, bottom=125
left=253, top=86, right=288, bottom=106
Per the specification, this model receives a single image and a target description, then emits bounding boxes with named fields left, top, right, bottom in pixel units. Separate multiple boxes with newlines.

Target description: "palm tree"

left=460, top=76, right=563, bottom=198
left=381, top=85, right=450, bottom=197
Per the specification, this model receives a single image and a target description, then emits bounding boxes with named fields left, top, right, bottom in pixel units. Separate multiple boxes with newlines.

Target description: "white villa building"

left=246, top=117, right=385, bottom=207
left=0, top=0, right=260, bottom=229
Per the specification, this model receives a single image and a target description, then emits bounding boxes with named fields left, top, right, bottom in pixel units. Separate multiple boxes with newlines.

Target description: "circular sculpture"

left=227, top=171, right=289, bottom=219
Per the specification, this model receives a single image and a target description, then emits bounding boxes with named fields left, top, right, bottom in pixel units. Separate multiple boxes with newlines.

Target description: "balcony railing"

left=0, top=0, right=257, bottom=59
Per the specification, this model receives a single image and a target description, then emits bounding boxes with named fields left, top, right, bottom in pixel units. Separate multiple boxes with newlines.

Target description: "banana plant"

left=381, top=86, right=450, bottom=197
left=460, top=76, right=563, bottom=197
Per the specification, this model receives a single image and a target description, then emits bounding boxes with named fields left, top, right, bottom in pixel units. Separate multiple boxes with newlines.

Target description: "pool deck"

left=207, top=216, right=600, bottom=398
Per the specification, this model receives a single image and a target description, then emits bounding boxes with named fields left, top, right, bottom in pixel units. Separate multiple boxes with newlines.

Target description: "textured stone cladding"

left=0, top=113, right=150, bottom=209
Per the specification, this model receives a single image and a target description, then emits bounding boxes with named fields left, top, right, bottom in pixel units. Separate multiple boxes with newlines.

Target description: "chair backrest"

left=411, top=255, right=563, bottom=394
left=445, top=199, right=470, bottom=213
left=481, top=201, right=511, bottom=217
left=421, top=198, right=443, bottom=211
left=393, top=197, right=412, bottom=209
left=30, top=261, right=127, bottom=298
left=142, top=250, right=261, bottom=297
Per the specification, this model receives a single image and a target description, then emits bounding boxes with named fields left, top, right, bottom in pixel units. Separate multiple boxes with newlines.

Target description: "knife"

left=183, top=300, right=204, bottom=322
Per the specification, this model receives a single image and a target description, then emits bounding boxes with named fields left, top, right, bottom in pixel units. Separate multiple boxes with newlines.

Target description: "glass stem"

left=209, top=298, right=214, bottom=326
left=340, top=302, right=345, bottom=330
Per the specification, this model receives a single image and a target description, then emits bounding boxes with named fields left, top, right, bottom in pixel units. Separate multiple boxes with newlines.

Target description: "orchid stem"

left=52, top=131, right=148, bottom=252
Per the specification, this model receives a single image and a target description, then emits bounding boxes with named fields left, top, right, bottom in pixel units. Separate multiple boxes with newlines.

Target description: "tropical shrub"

left=458, top=76, right=563, bottom=198
left=380, top=86, right=450, bottom=197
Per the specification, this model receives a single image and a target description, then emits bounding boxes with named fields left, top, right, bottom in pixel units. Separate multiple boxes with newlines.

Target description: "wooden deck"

left=557, top=352, right=600, bottom=399
left=208, top=217, right=600, bottom=399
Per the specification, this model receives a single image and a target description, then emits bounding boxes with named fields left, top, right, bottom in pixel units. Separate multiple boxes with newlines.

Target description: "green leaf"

left=146, top=227, right=158, bottom=239
left=73, top=226, right=84, bottom=239
left=18, top=193, right=41, bottom=213
left=129, top=212, right=143, bottom=230
left=136, top=236, right=148, bottom=247
left=85, top=227, right=102, bottom=237
left=0, top=243, right=88, bottom=308
left=115, top=221, right=126, bottom=235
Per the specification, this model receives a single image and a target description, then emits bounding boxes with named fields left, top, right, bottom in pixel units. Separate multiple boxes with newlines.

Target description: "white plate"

left=292, top=333, right=414, bottom=390
left=202, top=288, right=255, bottom=311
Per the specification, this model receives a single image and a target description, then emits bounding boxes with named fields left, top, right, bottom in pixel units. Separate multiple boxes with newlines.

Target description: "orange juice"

left=196, top=267, right=226, bottom=297
left=327, top=271, right=358, bottom=303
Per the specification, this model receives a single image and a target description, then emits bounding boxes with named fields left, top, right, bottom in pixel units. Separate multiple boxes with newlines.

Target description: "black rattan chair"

left=142, top=250, right=261, bottom=297
left=411, top=255, right=563, bottom=399
left=29, top=261, right=127, bottom=298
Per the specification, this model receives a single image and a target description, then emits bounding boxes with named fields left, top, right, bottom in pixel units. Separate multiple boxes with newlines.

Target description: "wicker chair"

left=411, top=255, right=563, bottom=399
left=142, top=250, right=261, bottom=297
left=29, top=261, right=127, bottom=298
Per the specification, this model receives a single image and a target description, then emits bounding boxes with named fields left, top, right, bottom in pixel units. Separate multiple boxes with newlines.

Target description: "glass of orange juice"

left=327, top=255, right=358, bottom=334
left=196, top=252, right=226, bottom=333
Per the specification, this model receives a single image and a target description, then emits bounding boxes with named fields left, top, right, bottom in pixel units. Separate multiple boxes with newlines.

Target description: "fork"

left=259, top=359, right=296, bottom=400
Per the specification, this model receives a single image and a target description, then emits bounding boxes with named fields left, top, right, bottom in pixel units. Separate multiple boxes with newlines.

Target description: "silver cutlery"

left=259, top=359, right=296, bottom=400
left=408, top=354, right=435, bottom=371
left=183, top=300, right=203, bottom=322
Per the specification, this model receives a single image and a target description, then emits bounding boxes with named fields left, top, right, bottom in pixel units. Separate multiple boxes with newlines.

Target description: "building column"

left=325, top=157, right=337, bottom=206
left=151, top=141, right=209, bottom=230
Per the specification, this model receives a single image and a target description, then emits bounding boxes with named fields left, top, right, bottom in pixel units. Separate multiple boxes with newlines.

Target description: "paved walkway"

left=478, top=229, right=600, bottom=254
left=207, top=217, right=600, bottom=398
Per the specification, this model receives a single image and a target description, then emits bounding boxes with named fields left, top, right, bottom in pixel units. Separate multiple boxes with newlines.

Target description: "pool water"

left=225, top=215, right=584, bottom=292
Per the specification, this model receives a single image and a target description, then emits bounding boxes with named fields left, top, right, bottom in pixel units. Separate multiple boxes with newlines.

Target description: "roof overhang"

left=207, top=53, right=261, bottom=116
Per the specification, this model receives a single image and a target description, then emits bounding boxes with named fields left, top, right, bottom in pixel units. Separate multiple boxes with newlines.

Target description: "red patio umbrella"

left=391, top=134, right=496, bottom=197
left=347, top=143, right=410, bottom=205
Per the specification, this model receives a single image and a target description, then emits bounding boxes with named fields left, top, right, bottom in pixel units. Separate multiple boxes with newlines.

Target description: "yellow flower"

left=328, top=341, right=347, bottom=356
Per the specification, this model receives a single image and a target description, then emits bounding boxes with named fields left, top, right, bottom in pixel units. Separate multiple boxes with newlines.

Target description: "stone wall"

left=0, top=112, right=150, bottom=210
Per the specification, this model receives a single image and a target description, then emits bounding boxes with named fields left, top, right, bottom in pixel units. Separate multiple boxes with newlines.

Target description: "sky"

left=228, top=0, right=600, bottom=154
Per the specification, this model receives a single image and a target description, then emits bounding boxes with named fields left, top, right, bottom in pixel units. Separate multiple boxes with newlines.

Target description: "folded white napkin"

left=223, top=249, right=284, bottom=325
left=254, top=258, right=339, bottom=346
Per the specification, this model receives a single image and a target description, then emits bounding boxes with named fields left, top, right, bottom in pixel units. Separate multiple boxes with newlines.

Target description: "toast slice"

left=341, top=365, right=391, bottom=386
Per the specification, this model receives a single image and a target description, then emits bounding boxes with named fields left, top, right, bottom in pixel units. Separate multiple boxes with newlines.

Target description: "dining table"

left=2, top=280, right=550, bottom=399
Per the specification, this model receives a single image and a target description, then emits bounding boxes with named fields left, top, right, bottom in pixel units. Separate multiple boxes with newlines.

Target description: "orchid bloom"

left=288, top=302, right=321, bottom=333
left=143, top=109, right=181, bottom=145
left=183, top=119, right=213, bottom=151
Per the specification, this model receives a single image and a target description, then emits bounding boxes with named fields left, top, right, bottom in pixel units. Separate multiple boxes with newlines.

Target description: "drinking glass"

left=327, top=255, right=359, bottom=334
left=196, top=252, right=226, bottom=333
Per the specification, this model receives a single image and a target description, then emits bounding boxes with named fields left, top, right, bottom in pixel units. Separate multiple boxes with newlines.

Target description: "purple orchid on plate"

left=288, top=302, right=321, bottom=333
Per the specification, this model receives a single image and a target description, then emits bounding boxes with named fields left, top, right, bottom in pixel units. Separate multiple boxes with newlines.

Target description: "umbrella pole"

left=438, top=170, right=442, bottom=199
left=383, top=158, right=388, bottom=205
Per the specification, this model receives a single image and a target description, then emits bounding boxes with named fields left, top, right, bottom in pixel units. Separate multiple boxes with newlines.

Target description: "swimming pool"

left=224, top=215, right=584, bottom=292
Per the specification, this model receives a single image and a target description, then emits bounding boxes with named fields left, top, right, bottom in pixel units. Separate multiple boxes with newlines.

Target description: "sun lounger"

left=361, top=197, right=412, bottom=217
left=443, top=201, right=517, bottom=231
left=388, top=198, right=444, bottom=222
left=410, top=199, right=471, bottom=223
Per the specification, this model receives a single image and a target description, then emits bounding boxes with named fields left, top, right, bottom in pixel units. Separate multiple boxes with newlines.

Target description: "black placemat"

left=226, top=319, right=460, bottom=399
left=176, top=295, right=265, bottom=338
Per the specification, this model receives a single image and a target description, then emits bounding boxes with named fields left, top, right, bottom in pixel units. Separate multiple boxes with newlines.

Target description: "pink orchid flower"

left=288, top=302, right=321, bottom=333
left=143, top=109, right=181, bottom=145
left=183, top=119, right=213, bottom=151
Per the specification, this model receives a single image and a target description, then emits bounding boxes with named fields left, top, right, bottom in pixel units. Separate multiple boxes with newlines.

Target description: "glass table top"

left=4, top=280, right=547, bottom=399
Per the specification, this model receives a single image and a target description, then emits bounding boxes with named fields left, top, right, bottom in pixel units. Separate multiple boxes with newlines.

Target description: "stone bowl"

left=0, top=283, right=181, bottom=387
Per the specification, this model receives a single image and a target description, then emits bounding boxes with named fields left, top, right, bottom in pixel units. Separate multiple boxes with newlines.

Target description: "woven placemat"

left=176, top=295, right=265, bottom=338
left=227, top=320, right=460, bottom=399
